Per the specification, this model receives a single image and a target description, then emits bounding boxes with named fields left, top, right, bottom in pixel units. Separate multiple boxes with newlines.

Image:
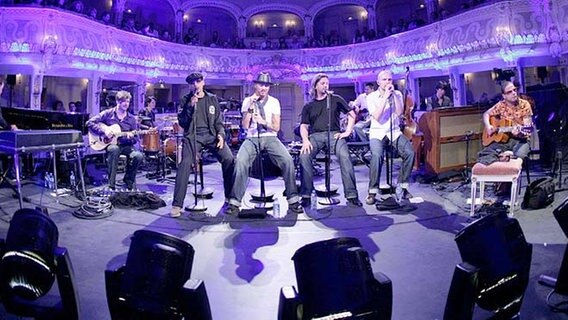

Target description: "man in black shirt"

left=137, top=96, right=156, bottom=129
left=298, top=73, right=362, bottom=207
left=170, top=72, right=235, bottom=218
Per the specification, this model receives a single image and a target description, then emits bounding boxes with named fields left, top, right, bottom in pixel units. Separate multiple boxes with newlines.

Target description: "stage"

left=0, top=157, right=566, bottom=320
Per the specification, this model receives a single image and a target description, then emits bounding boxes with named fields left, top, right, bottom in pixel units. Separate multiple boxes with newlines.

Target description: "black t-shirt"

left=300, top=95, right=351, bottom=133
left=195, top=96, right=212, bottom=137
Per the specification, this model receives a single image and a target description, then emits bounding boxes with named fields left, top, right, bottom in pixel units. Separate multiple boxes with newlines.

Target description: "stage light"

left=0, top=208, right=80, bottom=319
left=278, top=237, right=392, bottom=320
left=105, top=230, right=211, bottom=319
left=444, top=212, right=532, bottom=319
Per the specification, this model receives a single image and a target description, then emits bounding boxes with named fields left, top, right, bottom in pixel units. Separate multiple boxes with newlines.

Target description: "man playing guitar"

left=478, top=81, right=533, bottom=165
left=86, top=90, right=144, bottom=191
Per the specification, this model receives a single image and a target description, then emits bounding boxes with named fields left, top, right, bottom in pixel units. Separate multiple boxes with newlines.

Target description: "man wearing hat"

left=224, top=72, right=304, bottom=216
left=426, top=81, right=453, bottom=110
left=170, top=72, right=235, bottom=217
left=298, top=73, right=363, bottom=207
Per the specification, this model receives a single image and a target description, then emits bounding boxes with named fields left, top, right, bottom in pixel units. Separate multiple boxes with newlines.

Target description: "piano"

left=0, top=129, right=86, bottom=208
left=1, top=107, right=90, bottom=134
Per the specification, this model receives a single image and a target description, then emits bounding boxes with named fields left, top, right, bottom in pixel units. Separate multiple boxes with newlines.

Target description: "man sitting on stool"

left=365, top=70, right=415, bottom=205
left=224, top=72, right=304, bottom=216
left=86, top=90, right=143, bottom=191
left=171, top=72, right=235, bottom=218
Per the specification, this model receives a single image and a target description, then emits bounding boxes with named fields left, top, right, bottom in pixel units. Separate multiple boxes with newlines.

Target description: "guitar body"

left=88, top=124, right=123, bottom=151
left=481, top=117, right=532, bottom=147
left=402, top=88, right=417, bottom=139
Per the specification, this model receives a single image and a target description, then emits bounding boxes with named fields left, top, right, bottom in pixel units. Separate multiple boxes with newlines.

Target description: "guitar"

left=88, top=124, right=156, bottom=151
left=481, top=117, right=533, bottom=147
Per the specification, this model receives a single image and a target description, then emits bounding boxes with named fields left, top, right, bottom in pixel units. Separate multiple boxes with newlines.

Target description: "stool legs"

left=470, top=177, right=477, bottom=217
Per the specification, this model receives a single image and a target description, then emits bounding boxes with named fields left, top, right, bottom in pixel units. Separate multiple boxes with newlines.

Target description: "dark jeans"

left=172, top=135, right=234, bottom=208
left=229, top=136, right=299, bottom=206
left=299, top=131, right=359, bottom=199
left=106, top=144, right=143, bottom=189
left=353, top=119, right=370, bottom=142
left=368, top=135, right=414, bottom=194
left=477, top=138, right=530, bottom=165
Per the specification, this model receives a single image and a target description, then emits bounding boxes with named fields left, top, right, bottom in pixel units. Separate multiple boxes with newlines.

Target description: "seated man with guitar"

left=86, top=90, right=146, bottom=191
left=365, top=70, right=415, bottom=205
left=478, top=81, right=533, bottom=166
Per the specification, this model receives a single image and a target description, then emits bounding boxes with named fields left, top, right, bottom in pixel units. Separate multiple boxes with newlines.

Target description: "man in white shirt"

left=365, top=70, right=415, bottom=205
left=225, top=73, right=304, bottom=216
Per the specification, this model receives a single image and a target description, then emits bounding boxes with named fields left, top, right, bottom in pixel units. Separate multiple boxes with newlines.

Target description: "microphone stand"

left=381, top=93, right=396, bottom=195
left=186, top=91, right=210, bottom=212
left=317, top=91, right=339, bottom=205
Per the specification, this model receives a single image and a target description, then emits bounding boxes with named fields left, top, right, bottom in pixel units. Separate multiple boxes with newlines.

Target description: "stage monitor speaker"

left=553, top=197, right=568, bottom=295
left=6, top=74, right=16, bottom=86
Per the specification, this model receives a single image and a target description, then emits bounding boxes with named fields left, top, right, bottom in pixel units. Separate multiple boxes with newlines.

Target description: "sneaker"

left=347, top=198, right=363, bottom=207
left=365, top=194, right=376, bottom=205
left=403, top=189, right=413, bottom=199
left=170, top=206, right=182, bottom=218
left=225, top=204, right=240, bottom=216
left=301, top=198, right=311, bottom=208
left=289, top=201, right=304, bottom=214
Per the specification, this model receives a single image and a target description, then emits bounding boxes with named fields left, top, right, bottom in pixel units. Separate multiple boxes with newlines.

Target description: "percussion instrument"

left=160, top=127, right=174, bottom=139
left=141, top=133, right=160, bottom=152
left=164, top=138, right=178, bottom=156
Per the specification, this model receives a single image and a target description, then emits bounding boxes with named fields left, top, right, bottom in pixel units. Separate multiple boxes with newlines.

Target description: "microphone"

left=325, top=90, right=334, bottom=95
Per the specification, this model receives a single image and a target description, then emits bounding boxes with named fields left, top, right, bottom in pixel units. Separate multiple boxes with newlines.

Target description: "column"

left=238, top=16, right=247, bottom=39
left=449, top=68, right=465, bottom=106
left=175, top=10, right=184, bottom=43
left=112, top=0, right=127, bottom=26
left=304, top=15, right=313, bottom=39
left=87, top=74, right=103, bottom=115
left=133, top=78, right=146, bottom=114
left=425, top=0, right=439, bottom=23
left=29, top=71, right=43, bottom=110
left=515, top=60, right=526, bottom=93
left=366, top=5, right=376, bottom=32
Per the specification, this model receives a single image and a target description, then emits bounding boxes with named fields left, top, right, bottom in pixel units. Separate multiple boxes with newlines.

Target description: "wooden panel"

left=418, top=106, right=486, bottom=174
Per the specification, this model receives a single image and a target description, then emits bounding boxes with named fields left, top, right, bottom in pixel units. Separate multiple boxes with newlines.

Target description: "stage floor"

left=0, top=158, right=567, bottom=320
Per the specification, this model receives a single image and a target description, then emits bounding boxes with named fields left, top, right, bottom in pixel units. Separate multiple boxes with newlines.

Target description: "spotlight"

left=444, top=212, right=532, bottom=319
left=105, top=230, right=211, bottom=319
left=0, top=208, right=80, bottom=319
left=278, top=237, right=392, bottom=320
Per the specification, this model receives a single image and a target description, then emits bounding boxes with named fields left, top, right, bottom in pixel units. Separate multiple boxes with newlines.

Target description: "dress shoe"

left=170, top=206, right=182, bottom=218
left=225, top=204, right=240, bottom=216
left=289, top=201, right=304, bottom=214
left=365, top=194, right=376, bottom=205
left=347, top=198, right=363, bottom=207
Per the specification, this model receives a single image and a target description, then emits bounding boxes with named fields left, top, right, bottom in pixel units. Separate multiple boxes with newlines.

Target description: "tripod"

left=316, top=92, right=339, bottom=205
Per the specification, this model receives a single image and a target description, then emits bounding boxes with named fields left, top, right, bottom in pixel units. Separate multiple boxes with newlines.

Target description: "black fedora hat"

left=253, top=72, right=275, bottom=85
left=185, top=72, right=204, bottom=84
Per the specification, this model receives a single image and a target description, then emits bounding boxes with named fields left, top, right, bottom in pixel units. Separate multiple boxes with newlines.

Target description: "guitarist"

left=365, top=70, right=415, bottom=205
left=86, top=90, right=143, bottom=191
left=478, top=81, right=533, bottom=166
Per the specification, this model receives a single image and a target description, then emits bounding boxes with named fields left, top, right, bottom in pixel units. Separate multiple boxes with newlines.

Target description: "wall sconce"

left=360, top=11, right=368, bottom=19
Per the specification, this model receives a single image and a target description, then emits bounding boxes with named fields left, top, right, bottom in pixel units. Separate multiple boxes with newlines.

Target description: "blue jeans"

left=106, top=144, right=143, bottom=189
left=229, top=136, right=299, bottom=206
left=172, top=135, right=234, bottom=208
left=353, top=119, right=370, bottom=142
left=368, top=135, right=414, bottom=194
left=299, top=131, right=359, bottom=199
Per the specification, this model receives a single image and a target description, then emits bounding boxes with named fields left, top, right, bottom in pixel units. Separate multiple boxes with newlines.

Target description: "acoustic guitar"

left=481, top=117, right=533, bottom=147
left=88, top=123, right=156, bottom=151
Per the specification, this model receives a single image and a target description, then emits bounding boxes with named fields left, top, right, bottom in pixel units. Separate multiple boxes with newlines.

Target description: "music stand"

left=316, top=92, right=339, bottom=206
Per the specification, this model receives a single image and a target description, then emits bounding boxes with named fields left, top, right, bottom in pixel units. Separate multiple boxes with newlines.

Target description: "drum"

left=164, top=138, right=178, bottom=156
left=173, top=122, right=183, bottom=136
left=142, top=133, right=160, bottom=152
left=160, top=127, right=174, bottom=139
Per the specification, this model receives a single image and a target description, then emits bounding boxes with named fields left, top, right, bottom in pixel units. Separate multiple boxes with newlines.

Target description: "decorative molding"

left=0, top=1, right=565, bottom=83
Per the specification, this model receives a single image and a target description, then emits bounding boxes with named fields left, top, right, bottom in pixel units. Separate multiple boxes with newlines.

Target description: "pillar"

left=87, top=74, right=103, bottom=115
left=29, top=71, right=43, bottom=110
left=366, top=5, right=376, bottom=32
left=425, top=0, right=439, bottom=23
left=175, top=10, right=184, bottom=43
left=449, top=68, right=465, bottom=106
left=304, top=15, right=313, bottom=39
left=112, top=0, right=126, bottom=26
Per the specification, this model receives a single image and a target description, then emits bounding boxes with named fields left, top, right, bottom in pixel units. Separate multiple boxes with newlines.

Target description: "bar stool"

left=470, top=158, right=523, bottom=217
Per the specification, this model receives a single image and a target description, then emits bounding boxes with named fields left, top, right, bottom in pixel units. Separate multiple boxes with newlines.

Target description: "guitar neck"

left=115, top=129, right=150, bottom=137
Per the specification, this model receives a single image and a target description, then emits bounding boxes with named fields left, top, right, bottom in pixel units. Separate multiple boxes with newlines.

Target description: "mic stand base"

left=314, top=184, right=339, bottom=198
left=193, top=187, right=214, bottom=199
left=250, top=190, right=275, bottom=203
left=318, top=197, right=340, bottom=206
left=185, top=203, right=207, bottom=212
